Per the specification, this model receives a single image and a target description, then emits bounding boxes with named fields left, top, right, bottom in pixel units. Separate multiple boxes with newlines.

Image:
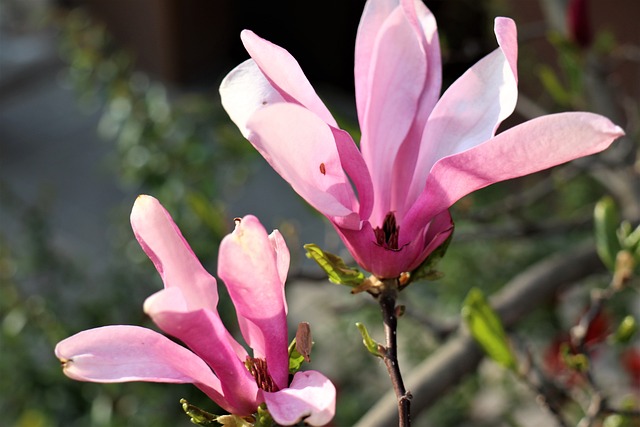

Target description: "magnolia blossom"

left=55, top=195, right=336, bottom=426
left=220, top=0, right=624, bottom=279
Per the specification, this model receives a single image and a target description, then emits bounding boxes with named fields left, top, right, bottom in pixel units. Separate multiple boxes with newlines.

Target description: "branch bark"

left=354, top=242, right=605, bottom=427
left=378, top=285, right=411, bottom=427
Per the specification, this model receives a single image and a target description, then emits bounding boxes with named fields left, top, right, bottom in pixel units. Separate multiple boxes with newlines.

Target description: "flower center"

left=374, top=212, right=400, bottom=250
left=245, top=356, right=279, bottom=392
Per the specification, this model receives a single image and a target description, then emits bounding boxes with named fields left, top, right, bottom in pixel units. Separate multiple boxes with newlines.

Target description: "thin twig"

left=377, top=279, right=411, bottom=427
left=576, top=393, right=603, bottom=427
left=514, top=339, right=571, bottom=427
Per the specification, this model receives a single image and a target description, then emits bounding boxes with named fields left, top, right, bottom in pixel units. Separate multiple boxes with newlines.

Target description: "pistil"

left=374, top=212, right=400, bottom=250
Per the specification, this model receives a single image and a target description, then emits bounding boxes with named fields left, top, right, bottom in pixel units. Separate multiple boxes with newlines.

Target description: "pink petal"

left=218, top=215, right=289, bottom=389
left=332, top=125, right=374, bottom=225
left=54, top=325, right=233, bottom=411
left=220, top=59, right=287, bottom=139
left=389, top=1, right=442, bottom=221
left=144, top=287, right=260, bottom=415
left=245, top=103, right=360, bottom=225
left=355, top=0, right=398, bottom=121
left=406, top=209, right=454, bottom=272
left=239, top=30, right=337, bottom=127
left=357, top=5, right=427, bottom=226
left=263, top=371, right=336, bottom=426
left=268, top=229, right=290, bottom=313
left=407, top=17, right=518, bottom=206
left=268, top=229, right=291, bottom=293
left=130, top=195, right=218, bottom=311
left=334, top=209, right=452, bottom=279
left=406, top=112, right=625, bottom=233
left=334, top=221, right=411, bottom=278
left=400, top=0, right=442, bottom=118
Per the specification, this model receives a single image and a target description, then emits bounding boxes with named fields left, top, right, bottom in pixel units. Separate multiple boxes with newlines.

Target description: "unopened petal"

left=398, top=0, right=442, bottom=123
left=263, top=371, right=336, bottom=426
left=269, top=229, right=290, bottom=314
left=388, top=1, right=442, bottom=220
left=130, top=195, right=218, bottom=311
left=218, top=215, right=289, bottom=389
left=355, top=0, right=398, bottom=120
left=358, top=5, right=427, bottom=226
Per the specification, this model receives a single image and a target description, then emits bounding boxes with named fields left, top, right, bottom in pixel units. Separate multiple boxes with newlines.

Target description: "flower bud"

left=567, top=0, right=593, bottom=48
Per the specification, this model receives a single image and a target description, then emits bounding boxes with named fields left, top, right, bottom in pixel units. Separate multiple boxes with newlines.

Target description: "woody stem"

left=378, top=279, right=411, bottom=427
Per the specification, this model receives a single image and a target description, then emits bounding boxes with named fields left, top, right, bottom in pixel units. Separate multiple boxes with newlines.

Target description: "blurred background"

left=1, top=0, right=638, bottom=426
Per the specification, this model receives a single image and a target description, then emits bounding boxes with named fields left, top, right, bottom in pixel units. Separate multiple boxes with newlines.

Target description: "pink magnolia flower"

left=219, top=0, right=624, bottom=279
left=55, top=195, right=336, bottom=426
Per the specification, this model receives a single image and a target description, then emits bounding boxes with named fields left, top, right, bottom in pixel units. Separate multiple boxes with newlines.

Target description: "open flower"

left=219, top=0, right=624, bottom=279
left=55, top=195, right=336, bottom=426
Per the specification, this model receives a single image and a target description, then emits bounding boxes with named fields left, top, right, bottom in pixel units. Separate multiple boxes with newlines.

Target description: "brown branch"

left=354, top=243, right=605, bottom=427
left=377, top=280, right=412, bottom=427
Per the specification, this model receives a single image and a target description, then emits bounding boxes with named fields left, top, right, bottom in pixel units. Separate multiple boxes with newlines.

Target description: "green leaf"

left=254, top=404, right=274, bottom=427
left=559, top=343, right=589, bottom=372
left=594, top=196, right=622, bottom=271
left=619, top=221, right=640, bottom=255
left=216, top=415, right=255, bottom=427
left=462, top=288, right=517, bottom=371
left=613, top=315, right=638, bottom=344
left=304, top=244, right=365, bottom=287
left=180, top=399, right=218, bottom=426
left=287, top=339, right=306, bottom=374
left=356, top=322, right=384, bottom=358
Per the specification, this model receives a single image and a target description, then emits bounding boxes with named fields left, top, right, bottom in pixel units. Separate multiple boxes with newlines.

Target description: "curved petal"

left=269, top=229, right=290, bottom=314
left=245, top=103, right=360, bottom=225
left=332, top=125, right=374, bottom=224
left=355, top=0, right=399, bottom=121
left=263, top=371, right=336, bottom=427
left=130, top=195, right=218, bottom=311
left=218, top=215, right=289, bottom=389
left=404, top=209, right=454, bottom=273
left=143, top=287, right=259, bottom=415
left=405, top=112, right=625, bottom=231
left=389, top=1, right=442, bottom=220
left=401, top=0, right=441, bottom=118
left=220, top=59, right=286, bottom=139
left=358, top=5, right=427, bottom=226
left=240, top=30, right=337, bottom=127
left=54, top=325, right=234, bottom=412
left=408, top=17, right=518, bottom=204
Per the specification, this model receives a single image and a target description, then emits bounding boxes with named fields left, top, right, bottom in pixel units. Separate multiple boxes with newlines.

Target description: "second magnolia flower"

left=55, top=195, right=336, bottom=426
left=220, top=0, right=624, bottom=279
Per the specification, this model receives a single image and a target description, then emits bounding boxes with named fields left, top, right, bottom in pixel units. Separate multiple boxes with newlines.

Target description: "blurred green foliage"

left=57, top=8, right=256, bottom=257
